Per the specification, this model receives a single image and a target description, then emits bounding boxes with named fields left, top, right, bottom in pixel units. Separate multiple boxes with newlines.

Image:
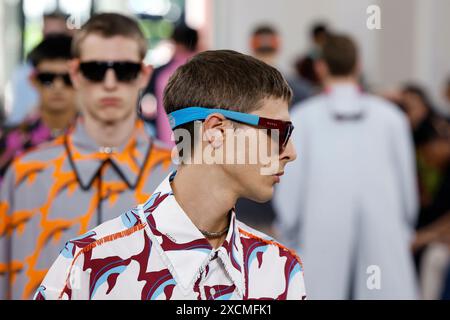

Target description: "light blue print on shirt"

left=121, top=209, right=139, bottom=228
left=288, top=260, right=302, bottom=283
left=60, top=231, right=96, bottom=258
left=248, top=245, right=268, bottom=267
left=90, top=265, right=127, bottom=299
left=149, top=278, right=177, bottom=300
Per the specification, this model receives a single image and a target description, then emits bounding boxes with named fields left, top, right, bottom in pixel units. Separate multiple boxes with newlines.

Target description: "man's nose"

left=52, top=77, right=65, bottom=89
left=103, top=69, right=118, bottom=90
left=283, top=140, right=297, bottom=162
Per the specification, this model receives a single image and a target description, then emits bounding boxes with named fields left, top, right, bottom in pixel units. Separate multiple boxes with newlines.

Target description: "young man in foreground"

left=36, top=50, right=306, bottom=300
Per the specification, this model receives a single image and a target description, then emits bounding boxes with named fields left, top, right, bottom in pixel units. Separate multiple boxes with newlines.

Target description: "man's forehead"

left=79, top=34, right=141, bottom=61
left=36, top=59, right=70, bottom=70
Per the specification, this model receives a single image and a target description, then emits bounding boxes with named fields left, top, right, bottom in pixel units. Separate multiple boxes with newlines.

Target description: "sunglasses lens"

left=80, top=63, right=108, bottom=82
left=280, top=124, right=294, bottom=152
left=113, top=63, right=141, bottom=82
left=36, top=73, right=55, bottom=86
left=36, top=73, right=72, bottom=87
left=80, top=62, right=141, bottom=83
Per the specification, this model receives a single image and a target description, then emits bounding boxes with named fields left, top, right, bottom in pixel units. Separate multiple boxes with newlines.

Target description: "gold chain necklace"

left=199, top=227, right=229, bottom=239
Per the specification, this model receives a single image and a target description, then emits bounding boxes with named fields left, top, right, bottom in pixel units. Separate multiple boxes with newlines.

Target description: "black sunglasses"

left=36, top=72, right=72, bottom=87
left=79, top=61, right=142, bottom=83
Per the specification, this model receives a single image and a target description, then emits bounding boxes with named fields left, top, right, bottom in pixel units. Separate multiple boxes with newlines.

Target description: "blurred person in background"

left=274, top=34, right=419, bottom=299
left=288, top=23, right=330, bottom=107
left=394, top=84, right=450, bottom=299
left=410, top=124, right=450, bottom=299
left=141, top=23, right=199, bottom=146
left=249, top=25, right=281, bottom=67
left=398, top=85, right=450, bottom=215
left=443, top=78, right=450, bottom=121
left=0, top=13, right=174, bottom=300
left=5, top=11, right=72, bottom=126
left=309, top=22, right=329, bottom=59
left=0, top=35, right=77, bottom=185
left=399, top=85, right=449, bottom=145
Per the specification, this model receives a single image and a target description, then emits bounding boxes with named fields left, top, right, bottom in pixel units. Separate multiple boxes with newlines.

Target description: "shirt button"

left=210, top=288, right=216, bottom=297
left=99, top=147, right=116, bottom=154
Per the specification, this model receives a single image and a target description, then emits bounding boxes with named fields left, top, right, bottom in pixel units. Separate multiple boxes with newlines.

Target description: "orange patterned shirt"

left=0, top=119, right=174, bottom=299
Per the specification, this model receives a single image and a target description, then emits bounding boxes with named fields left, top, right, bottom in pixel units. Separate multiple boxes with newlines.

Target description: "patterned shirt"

left=0, top=113, right=64, bottom=186
left=35, top=171, right=306, bottom=300
left=0, top=119, right=174, bottom=299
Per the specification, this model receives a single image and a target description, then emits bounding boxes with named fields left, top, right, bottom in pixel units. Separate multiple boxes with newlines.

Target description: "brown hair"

left=72, top=13, right=147, bottom=59
left=164, top=50, right=292, bottom=115
left=164, top=50, right=292, bottom=158
left=322, top=33, right=357, bottom=76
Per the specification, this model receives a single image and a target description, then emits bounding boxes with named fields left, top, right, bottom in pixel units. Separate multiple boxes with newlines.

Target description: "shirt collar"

left=138, top=171, right=245, bottom=296
left=64, top=118, right=152, bottom=190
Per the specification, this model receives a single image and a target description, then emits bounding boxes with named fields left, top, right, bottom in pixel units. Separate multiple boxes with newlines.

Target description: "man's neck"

left=40, top=106, right=77, bottom=133
left=83, top=113, right=137, bottom=148
left=171, top=165, right=237, bottom=248
left=325, top=76, right=358, bottom=87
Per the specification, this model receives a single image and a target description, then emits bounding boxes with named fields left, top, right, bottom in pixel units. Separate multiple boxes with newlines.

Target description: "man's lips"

left=99, top=97, right=121, bottom=106
left=272, top=171, right=284, bottom=183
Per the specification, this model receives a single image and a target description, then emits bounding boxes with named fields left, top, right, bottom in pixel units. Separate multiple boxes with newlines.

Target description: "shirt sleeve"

left=34, top=243, right=90, bottom=300
left=286, top=260, right=307, bottom=300
left=392, top=112, right=419, bottom=228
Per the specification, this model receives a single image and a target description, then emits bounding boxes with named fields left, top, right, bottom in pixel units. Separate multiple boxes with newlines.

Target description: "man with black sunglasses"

left=0, top=13, right=174, bottom=300
left=0, top=34, right=77, bottom=185
left=35, top=50, right=306, bottom=300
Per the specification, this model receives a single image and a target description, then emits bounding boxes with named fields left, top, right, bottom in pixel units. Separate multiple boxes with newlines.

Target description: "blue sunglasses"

left=168, top=107, right=294, bottom=153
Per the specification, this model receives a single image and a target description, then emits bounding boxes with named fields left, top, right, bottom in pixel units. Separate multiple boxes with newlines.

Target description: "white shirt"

left=36, top=171, right=306, bottom=300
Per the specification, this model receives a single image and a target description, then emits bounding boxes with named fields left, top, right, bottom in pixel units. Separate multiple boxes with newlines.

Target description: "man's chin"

left=96, top=111, right=129, bottom=124
left=246, top=187, right=274, bottom=203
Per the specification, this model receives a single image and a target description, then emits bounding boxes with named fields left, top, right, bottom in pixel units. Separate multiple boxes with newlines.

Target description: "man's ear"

left=354, top=57, right=362, bottom=78
left=28, top=71, right=39, bottom=90
left=138, top=64, right=153, bottom=90
left=203, top=113, right=228, bottom=149
left=68, top=59, right=81, bottom=89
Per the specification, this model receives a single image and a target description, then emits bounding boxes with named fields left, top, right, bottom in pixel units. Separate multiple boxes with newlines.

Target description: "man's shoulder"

left=151, top=138, right=174, bottom=154
left=363, top=94, right=407, bottom=122
left=236, top=220, right=304, bottom=269
left=62, top=208, right=146, bottom=260
left=3, top=137, right=66, bottom=185
left=14, top=136, right=65, bottom=164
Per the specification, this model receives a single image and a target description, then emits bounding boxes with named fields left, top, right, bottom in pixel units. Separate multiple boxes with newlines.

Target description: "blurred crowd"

left=1, top=11, right=450, bottom=300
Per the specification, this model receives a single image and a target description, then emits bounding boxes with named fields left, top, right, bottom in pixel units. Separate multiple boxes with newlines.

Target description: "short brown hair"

left=322, top=34, right=357, bottom=76
left=164, top=50, right=292, bottom=115
left=72, top=13, right=147, bottom=59
left=164, top=49, right=292, bottom=159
